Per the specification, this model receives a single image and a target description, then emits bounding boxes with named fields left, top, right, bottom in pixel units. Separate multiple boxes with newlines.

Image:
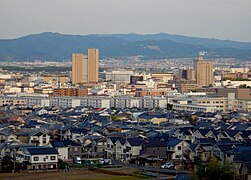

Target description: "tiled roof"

left=27, top=147, right=58, bottom=155
left=51, top=140, right=82, bottom=148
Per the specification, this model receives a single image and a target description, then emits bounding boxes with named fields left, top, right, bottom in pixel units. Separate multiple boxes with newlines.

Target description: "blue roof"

left=144, top=137, right=180, bottom=147
left=109, top=137, right=124, bottom=144
left=27, top=147, right=58, bottom=155
left=51, top=140, right=82, bottom=148
left=71, top=128, right=88, bottom=134
left=51, top=141, right=65, bottom=148
left=138, top=112, right=166, bottom=119
left=127, top=138, right=144, bottom=146
left=166, top=138, right=182, bottom=147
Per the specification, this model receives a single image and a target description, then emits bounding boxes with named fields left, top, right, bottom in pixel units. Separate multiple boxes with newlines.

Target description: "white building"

left=230, top=67, right=249, bottom=73
left=16, top=147, right=58, bottom=170
left=23, top=96, right=50, bottom=107
left=50, top=97, right=81, bottom=108
left=111, top=96, right=140, bottom=108
left=221, top=80, right=251, bottom=87
left=172, top=103, right=217, bottom=113
left=139, top=96, right=167, bottom=109
left=79, top=96, right=110, bottom=108
left=238, top=99, right=251, bottom=112
left=106, top=70, right=133, bottom=82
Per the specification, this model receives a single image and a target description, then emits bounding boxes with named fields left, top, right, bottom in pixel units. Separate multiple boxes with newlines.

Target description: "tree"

left=1, top=156, right=27, bottom=172
left=166, top=103, right=173, bottom=110
left=58, top=159, right=69, bottom=170
left=195, top=157, right=235, bottom=180
left=110, top=114, right=119, bottom=121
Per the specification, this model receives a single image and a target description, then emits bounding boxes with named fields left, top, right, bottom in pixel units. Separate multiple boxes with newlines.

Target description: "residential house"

left=50, top=140, right=69, bottom=161
left=29, top=131, right=50, bottom=146
left=16, top=147, right=58, bottom=170
left=125, top=138, right=144, bottom=160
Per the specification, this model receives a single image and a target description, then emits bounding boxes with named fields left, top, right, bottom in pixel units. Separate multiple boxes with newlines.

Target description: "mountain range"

left=0, top=32, right=251, bottom=61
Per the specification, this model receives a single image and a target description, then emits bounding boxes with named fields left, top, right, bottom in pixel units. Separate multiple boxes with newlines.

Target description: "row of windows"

left=33, top=156, right=56, bottom=161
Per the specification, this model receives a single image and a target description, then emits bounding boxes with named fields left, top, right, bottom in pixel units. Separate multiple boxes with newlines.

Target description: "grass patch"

left=79, top=176, right=142, bottom=180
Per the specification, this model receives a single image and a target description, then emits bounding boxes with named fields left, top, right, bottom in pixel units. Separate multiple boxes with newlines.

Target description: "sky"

left=0, top=0, right=251, bottom=42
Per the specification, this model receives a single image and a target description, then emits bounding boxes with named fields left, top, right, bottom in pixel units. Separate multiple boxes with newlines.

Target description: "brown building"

left=135, top=88, right=167, bottom=97
left=217, top=87, right=251, bottom=100
left=72, top=54, right=87, bottom=84
left=43, top=75, right=69, bottom=85
left=72, top=49, right=99, bottom=84
left=179, top=69, right=195, bottom=80
left=175, top=79, right=197, bottom=93
left=151, top=73, right=174, bottom=82
left=88, top=48, right=99, bottom=83
left=130, top=75, right=144, bottom=84
left=53, top=88, right=88, bottom=97
left=222, top=73, right=249, bottom=80
left=194, top=56, right=213, bottom=87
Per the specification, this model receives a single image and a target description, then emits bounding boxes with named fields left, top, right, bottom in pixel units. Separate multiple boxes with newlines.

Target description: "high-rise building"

left=72, top=54, right=87, bottom=84
left=72, top=49, right=99, bottom=84
left=88, top=49, right=99, bottom=82
left=179, top=69, right=195, bottom=80
left=194, top=56, right=213, bottom=87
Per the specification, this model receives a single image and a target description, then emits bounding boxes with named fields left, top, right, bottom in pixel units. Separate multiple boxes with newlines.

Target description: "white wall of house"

left=30, top=154, right=58, bottom=164
left=125, top=142, right=142, bottom=158
left=57, top=147, right=69, bottom=160
left=105, top=139, right=115, bottom=158
left=29, top=134, right=50, bottom=146
left=115, top=141, right=126, bottom=160
left=170, top=141, right=189, bottom=160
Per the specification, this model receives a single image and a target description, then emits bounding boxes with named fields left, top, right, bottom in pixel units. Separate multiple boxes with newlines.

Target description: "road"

left=114, top=161, right=177, bottom=173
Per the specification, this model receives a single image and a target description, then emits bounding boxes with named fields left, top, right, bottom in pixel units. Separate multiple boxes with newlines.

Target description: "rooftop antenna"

left=198, top=51, right=207, bottom=56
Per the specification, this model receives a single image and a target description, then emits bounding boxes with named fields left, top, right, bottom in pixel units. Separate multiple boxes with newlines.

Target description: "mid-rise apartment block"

left=53, top=88, right=88, bottom=97
left=175, top=79, right=197, bottom=93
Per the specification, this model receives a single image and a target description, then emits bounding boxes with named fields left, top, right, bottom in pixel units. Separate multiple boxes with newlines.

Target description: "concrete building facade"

left=88, top=49, right=99, bottom=83
left=72, top=49, right=99, bottom=84
left=194, top=56, right=213, bottom=87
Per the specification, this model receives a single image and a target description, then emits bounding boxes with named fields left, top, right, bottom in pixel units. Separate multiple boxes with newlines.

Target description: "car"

left=161, top=162, right=175, bottom=169
left=74, top=157, right=82, bottom=164
left=99, top=158, right=112, bottom=165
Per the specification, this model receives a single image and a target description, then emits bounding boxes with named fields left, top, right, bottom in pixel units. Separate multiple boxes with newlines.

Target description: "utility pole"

left=181, top=135, right=184, bottom=172
left=64, top=163, right=67, bottom=180
left=13, top=148, right=16, bottom=173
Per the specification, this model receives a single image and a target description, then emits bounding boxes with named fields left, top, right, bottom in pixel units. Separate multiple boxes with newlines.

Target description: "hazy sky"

left=1, top=0, right=251, bottom=41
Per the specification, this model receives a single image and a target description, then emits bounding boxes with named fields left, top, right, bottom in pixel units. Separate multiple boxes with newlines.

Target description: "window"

left=33, top=156, right=39, bottom=161
left=50, top=156, right=56, bottom=160
left=178, top=146, right=182, bottom=150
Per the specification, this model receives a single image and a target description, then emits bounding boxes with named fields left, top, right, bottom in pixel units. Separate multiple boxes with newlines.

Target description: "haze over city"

left=2, top=1, right=251, bottom=180
left=1, top=0, right=251, bottom=42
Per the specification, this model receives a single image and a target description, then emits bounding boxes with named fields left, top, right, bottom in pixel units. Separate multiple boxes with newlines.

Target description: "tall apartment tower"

left=72, top=54, right=88, bottom=84
left=72, top=48, right=99, bottom=84
left=88, top=48, right=99, bottom=82
left=179, top=69, right=195, bottom=80
left=194, top=56, right=213, bottom=87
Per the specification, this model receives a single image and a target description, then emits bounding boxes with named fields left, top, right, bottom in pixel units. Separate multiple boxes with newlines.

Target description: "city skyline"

left=0, top=0, right=251, bottom=42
